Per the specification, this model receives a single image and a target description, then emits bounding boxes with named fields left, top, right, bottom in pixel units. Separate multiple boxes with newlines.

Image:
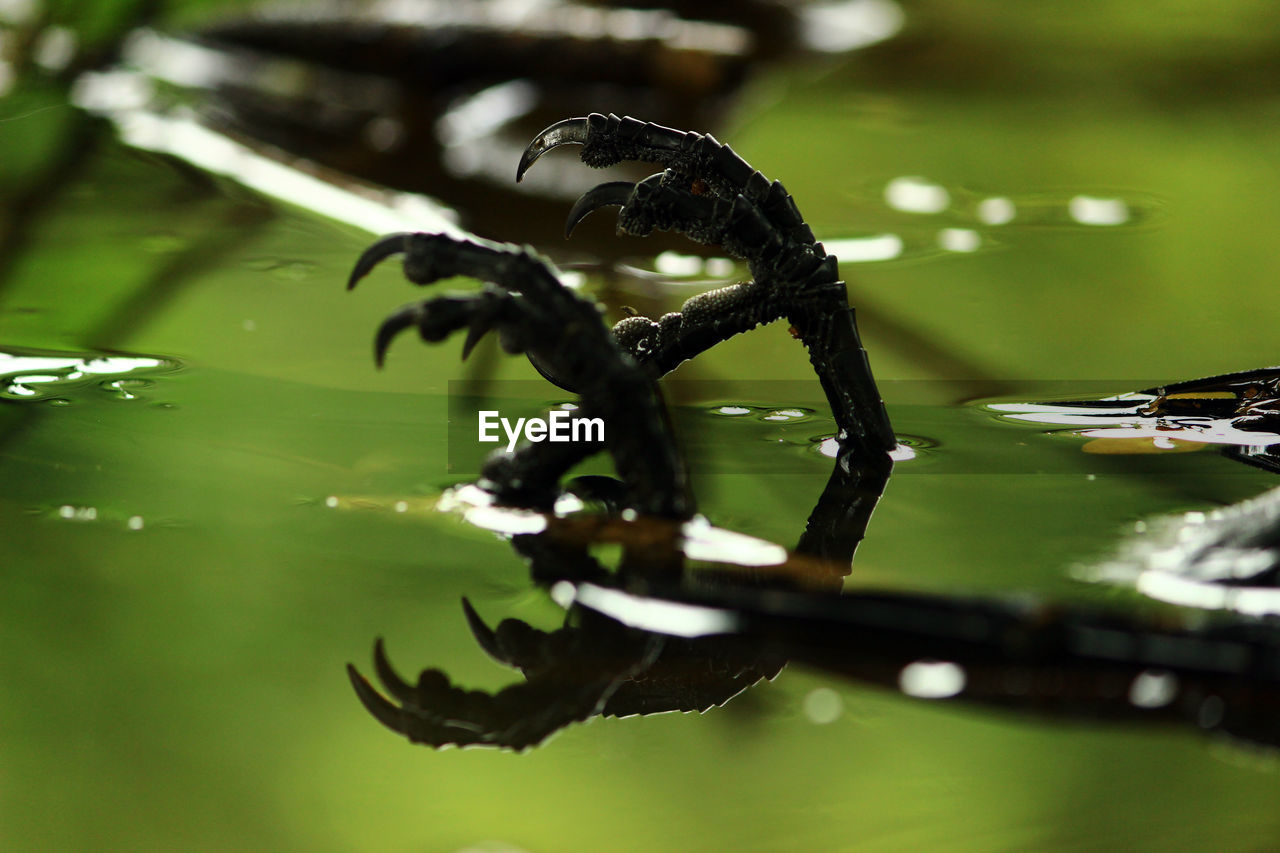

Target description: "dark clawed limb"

left=346, top=116, right=900, bottom=750
left=520, top=112, right=895, bottom=458
left=348, top=230, right=691, bottom=519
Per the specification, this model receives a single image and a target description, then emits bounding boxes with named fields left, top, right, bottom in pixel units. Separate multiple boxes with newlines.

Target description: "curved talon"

left=565, top=181, right=635, bottom=237
left=373, top=304, right=423, bottom=367
left=347, top=233, right=409, bottom=290
left=516, top=117, right=591, bottom=182
left=347, top=663, right=406, bottom=734
left=459, top=324, right=487, bottom=362
left=373, top=637, right=417, bottom=705
left=461, top=598, right=507, bottom=665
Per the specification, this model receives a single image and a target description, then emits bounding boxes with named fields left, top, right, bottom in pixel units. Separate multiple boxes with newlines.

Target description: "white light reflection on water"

left=71, top=32, right=463, bottom=238
left=0, top=0, right=37, bottom=25
left=653, top=251, right=706, bottom=278
left=553, top=581, right=740, bottom=638
left=884, top=176, right=950, bottom=214
left=681, top=515, right=787, bottom=567
left=437, top=80, right=538, bottom=148
left=32, top=25, right=76, bottom=71
left=816, top=436, right=917, bottom=462
left=898, top=660, right=966, bottom=699
left=437, top=483, right=549, bottom=536
left=1128, top=670, right=1178, bottom=709
left=989, top=397, right=1280, bottom=449
left=977, top=196, right=1016, bottom=225
left=803, top=687, right=844, bottom=724
left=0, top=351, right=169, bottom=401
left=822, top=233, right=904, bottom=263
left=799, top=0, right=904, bottom=53
left=938, top=227, right=981, bottom=253
left=1069, top=195, right=1131, bottom=226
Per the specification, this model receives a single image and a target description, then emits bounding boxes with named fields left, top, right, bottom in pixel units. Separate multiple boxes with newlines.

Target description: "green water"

left=6, top=3, right=1280, bottom=851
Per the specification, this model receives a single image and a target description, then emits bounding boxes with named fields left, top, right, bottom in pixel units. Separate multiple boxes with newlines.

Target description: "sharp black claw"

left=373, top=637, right=417, bottom=705
left=348, top=233, right=409, bottom=290
left=347, top=663, right=407, bottom=734
left=461, top=597, right=507, bottom=665
left=460, top=320, right=490, bottom=362
left=373, top=304, right=423, bottom=367
left=565, top=181, right=635, bottom=238
left=517, top=117, right=591, bottom=182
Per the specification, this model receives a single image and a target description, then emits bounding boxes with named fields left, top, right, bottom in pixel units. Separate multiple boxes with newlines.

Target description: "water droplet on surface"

left=127, top=516, right=144, bottom=531
left=711, top=405, right=752, bottom=416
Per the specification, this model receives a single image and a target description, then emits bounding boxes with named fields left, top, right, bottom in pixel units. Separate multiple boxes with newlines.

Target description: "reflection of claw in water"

left=345, top=115, right=1280, bottom=751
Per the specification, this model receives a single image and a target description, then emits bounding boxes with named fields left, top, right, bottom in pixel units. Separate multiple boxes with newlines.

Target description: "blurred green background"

left=4, top=1, right=1280, bottom=851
